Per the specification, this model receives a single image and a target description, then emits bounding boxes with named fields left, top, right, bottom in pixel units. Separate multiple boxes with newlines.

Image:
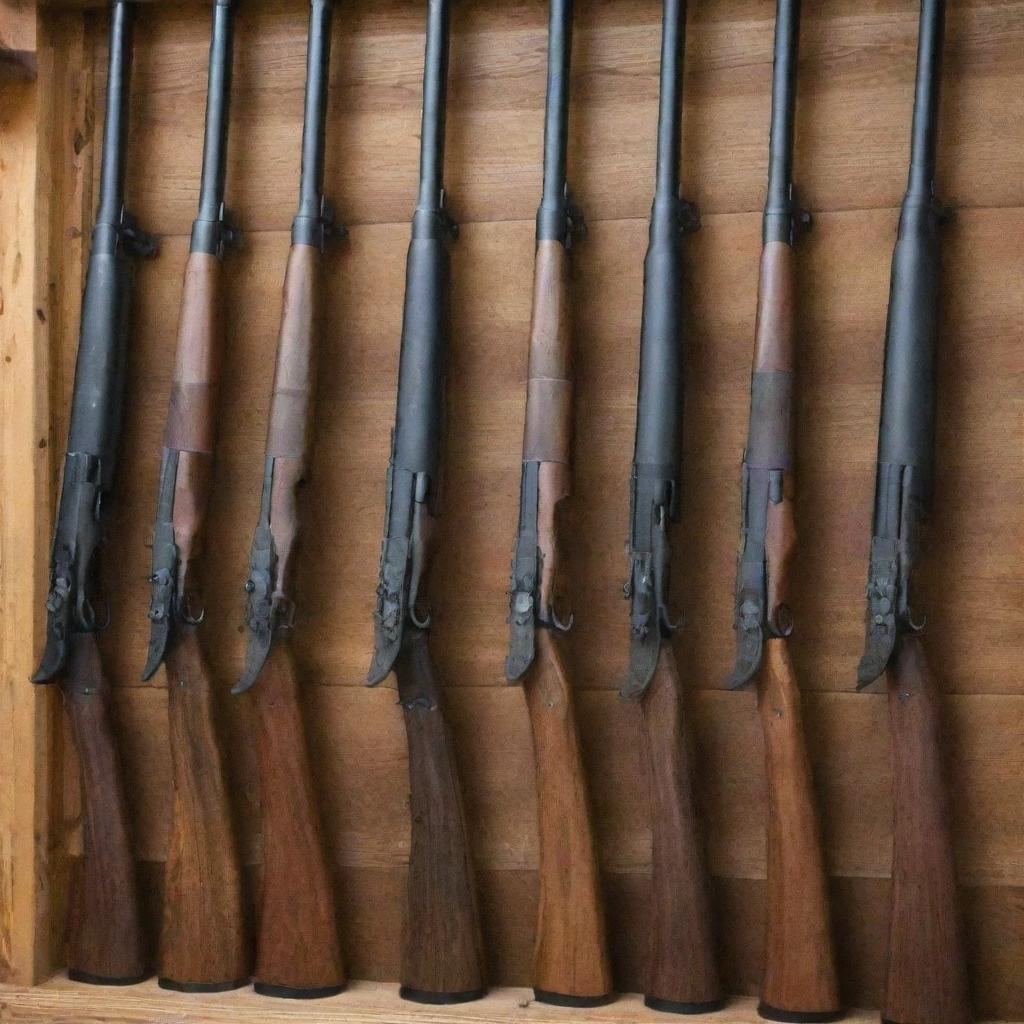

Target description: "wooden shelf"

left=0, top=977, right=882, bottom=1024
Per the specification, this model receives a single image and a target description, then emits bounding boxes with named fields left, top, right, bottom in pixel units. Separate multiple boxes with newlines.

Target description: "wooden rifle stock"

left=394, top=630, right=486, bottom=1003
left=252, top=644, right=345, bottom=996
left=239, top=241, right=344, bottom=998
left=160, top=626, right=249, bottom=991
left=62, top=632, right=149, bottom=984
left=882, top=637, right=970, bottom=1024
left=151, top=261, right=249, bottom=990
left=509, top=230, right=612, bottom=1002
left=749, top=242, right=840, bottom=1022
left=758, top=640, right=840, bottom=1019
left=640, top=646, right=721, bottom=1012
left=524, top=630, right=611, bottom=1004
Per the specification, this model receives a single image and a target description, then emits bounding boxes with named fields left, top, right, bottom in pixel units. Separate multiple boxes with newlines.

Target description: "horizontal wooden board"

left=0, top=978, right=897, bottom=1024
left=81, top=0, right=1024, bottom=238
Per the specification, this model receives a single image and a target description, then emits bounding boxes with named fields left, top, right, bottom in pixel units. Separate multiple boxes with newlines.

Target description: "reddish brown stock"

left=882, top=637, right=971, bottom=1024
left=757, top=640, right=840, bottom=1020
left=525, top=630, right=612, bottom=1004
left=62, top=632, right=149, bottom=984
left=252, top=644, right=344, bottom=996
left=241, top=237, right=344, bottom=997
left=510, top=237, right=613, bottom=1006
left=394, top=631, right=486, bottom=1003
left=640, top=645, right=722, bottom=1012
left=159, top=627, right=249, bottom=992
left=751, top=241, right=840, bottom=1023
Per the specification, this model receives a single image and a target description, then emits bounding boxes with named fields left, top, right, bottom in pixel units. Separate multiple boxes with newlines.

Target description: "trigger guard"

left=409, top=603, right=432, bottom=631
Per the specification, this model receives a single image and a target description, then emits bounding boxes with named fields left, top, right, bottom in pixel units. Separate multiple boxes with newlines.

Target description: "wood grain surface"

left=251, top=643, right=345, bottom=995
left=9, top=0, right=1023, bottom=1018
left=0, top=977, right=902, bottom=1024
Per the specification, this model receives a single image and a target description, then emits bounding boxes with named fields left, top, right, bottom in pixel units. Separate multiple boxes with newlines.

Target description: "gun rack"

left=0, top=1, right=1021, bottom=1022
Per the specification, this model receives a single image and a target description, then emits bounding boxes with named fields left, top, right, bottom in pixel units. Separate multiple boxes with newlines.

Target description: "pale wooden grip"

left=62, top=632, right=149, bottom=983
left=640, top=645, right=722, bottom=1009
left=758, top=639, right=840, bottom=1017
left=161, top=627, right=250, bottom=989
left=523, top=630, right=611, bottom=1001
left=883, top=637, right=971, bottom=1024
left=253, top=644, right=345, bottom=993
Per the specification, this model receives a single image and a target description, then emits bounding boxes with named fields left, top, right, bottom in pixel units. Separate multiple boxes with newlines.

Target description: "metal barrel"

left=536, top=0, right=573, bottom=241
left=294, top=0, right=335, bottom=245
left=95, top=0, right=134, bottom=239
left=764, top=0, right=800, bottom=243
left=416, top=0, right=452, bottom=214
left=653, top=0, right=685, bottom=202
left=875, top=0, right=946, bottom=481
left=192, top=0, right=237, bottom=253
left=907, top=0, right=945, bottom=197
left=392, top=0, right=455, bottom=489
left=632, top=0, right=690, bottom=496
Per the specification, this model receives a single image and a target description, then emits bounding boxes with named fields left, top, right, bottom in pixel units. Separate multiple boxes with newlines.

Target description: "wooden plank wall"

left=39, top=0, right=1024, bottom=1017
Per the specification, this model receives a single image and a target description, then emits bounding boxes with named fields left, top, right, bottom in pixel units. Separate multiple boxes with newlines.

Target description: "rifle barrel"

left=908, top=0, right=944, bottom=196
left=416, top=0, right=451, bottom=212
left=193, top=0, right=236, bottom=253
left=764, top=0, right=800, bottom=241
left=654, top=0, right=684, bottom=200
left=96, top=0, right=132, bottom=231
left=537, top=0, right=572, bottom=239
left=295, top=0, right=334, bottom=240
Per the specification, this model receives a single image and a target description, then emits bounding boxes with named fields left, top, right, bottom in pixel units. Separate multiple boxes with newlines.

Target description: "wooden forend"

left=0, top=1, right=1022, bottom=1023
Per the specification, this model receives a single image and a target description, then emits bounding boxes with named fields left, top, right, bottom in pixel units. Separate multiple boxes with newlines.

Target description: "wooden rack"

left=0, top=1, right=1021, bottom=1021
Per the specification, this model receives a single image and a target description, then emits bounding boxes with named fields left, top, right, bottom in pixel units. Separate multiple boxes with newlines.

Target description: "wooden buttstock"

left=757, top=639, right=840, bottom=1020
left=395, top=631, right=486, bottom=1003
left=252, top=643, right=345, bottom=996
left=160, top=627, right=250, bottom=991
left=523, top=630, right=611, bottom=1005
left=62, top=632, right=149, bottom=984
left=883, top=637, right=971, bottom=1024
left=639, top=645, right=722, bottom=1012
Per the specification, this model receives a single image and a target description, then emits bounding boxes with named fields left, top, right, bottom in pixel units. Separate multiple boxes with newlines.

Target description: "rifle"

left=232, top=0, right=345, bottom=1000
left=857, top=3, right=971, bottom=1022
left=619, top=1, right=721, bottom=1013
left=366, top=0, right=486, bottom=1004
left=504, top=0, right=611, bottom=1008
left=726, top=2, right=841, bottom=1020
left=32, top=0, right=155, bottom=986
left=141, top=0, right=249, bottom=992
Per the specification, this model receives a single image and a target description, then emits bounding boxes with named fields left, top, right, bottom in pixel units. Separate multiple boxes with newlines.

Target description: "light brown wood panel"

left=84, top=0, right=1024, bottom=240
